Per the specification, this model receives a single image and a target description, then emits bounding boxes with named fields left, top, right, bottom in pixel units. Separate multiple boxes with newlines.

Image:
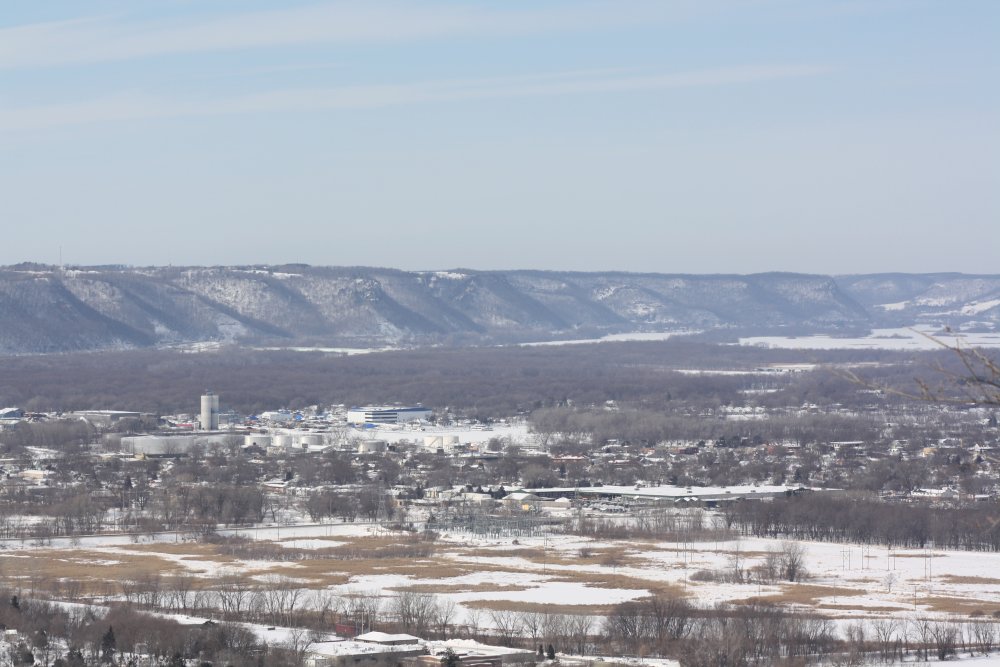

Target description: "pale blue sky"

left=1, top=1, right=997, bottom=273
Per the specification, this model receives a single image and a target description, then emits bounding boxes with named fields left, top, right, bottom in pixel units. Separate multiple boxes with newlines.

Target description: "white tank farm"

left=424, top=435, right=460, bottom=450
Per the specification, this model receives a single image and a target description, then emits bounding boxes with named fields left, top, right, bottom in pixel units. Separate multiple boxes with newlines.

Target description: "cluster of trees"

left=303, top=488, right=395, bottom=523
left=726, top=493, right=1000, bottom=551
left=673, top=602, right=837, bottom=666
left=573, top=507, right=733, bottom=542
left=0, top=420, right=95, bottom=456
left=601, top=595, right=1000, bottom=666
left=0, top=482, right=267, bottom=541
left=531, top=407, right=890, bottom=450
left=603, top=594, right=695, bottom=655
left=0, top=590, right=297, bottom=666
left=0, top=341, right=919, bottom=417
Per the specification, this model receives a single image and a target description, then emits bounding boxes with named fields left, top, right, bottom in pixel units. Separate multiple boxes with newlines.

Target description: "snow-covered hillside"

left=0, top=265, right=997, bottom=354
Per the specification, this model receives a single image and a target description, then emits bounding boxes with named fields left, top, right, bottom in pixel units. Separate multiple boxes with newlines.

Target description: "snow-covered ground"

left=741, top=326, right=1000, bottom=350
left=5, top=513, right=1000, bottom=633
left=519, top=331, right=700, bottom=347
left=252, top=345, right=398, bottom=355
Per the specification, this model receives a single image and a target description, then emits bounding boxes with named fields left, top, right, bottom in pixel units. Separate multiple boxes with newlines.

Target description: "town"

left=4, top=0, right=998, bottom=663
left=1, top=366, right=1000, bottom=666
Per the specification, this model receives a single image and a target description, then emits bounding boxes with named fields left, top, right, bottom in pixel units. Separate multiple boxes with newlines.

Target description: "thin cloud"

left=0, top=64, right=829, bottom=132
left=0, top=1, right=704, bottom=71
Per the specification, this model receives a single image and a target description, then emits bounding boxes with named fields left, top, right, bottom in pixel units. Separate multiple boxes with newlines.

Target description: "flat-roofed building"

left=347, top=406, right=431, bottom=425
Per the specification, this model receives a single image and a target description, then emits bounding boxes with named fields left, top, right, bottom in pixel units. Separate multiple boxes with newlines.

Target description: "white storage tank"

left=358, top=439, right=388, bottom=454
left=443, top=435, right=460, bottom=446
left=122, top=435, right=197, bottom=456
left=275, top=434, right=295, bottom=450
left=200, top=392, right=219, bottom=430
left=245, top=434, right=272, bottom=449
left=423, top=435, right=444, bottom=448
left=297, top=433, right=324, bottom=449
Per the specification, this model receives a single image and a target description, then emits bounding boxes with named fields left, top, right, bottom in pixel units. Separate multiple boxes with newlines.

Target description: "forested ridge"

left=0, top=341, right=917, bottom=415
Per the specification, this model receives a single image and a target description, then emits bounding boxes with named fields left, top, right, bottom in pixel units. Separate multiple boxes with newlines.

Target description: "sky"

left=1, top=1, right=997, bottom=274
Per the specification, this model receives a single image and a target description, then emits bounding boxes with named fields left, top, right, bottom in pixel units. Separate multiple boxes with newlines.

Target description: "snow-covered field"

left=741, top=326, right=1000, bottom=350
left=519, top=331, right=700, bottom=347
left=5, top=513, right=1000, bottom=629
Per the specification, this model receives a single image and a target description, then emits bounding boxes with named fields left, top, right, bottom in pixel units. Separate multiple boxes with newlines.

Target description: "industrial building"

left=305, top=636, right=535, bottom=667
left=347, top=406, right=431, bottom=425
left=71, top=410, right=143, bottom=427
left=305, top=634, right=424, bottom=667
left=524, top=484, right=811, bottom=505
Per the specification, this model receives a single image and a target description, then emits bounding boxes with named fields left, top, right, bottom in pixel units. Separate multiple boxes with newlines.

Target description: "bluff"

left=1, top=265, right=997, bottom=354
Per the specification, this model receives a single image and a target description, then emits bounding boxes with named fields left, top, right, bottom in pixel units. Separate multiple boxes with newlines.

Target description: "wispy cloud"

left=0, top=64, right=829, bottom=132
left=0, top=1, right=704, bottom=71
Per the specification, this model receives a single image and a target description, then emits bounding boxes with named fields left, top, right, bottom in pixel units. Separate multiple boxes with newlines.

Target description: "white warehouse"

left=347, top=406, right=431, bottom=425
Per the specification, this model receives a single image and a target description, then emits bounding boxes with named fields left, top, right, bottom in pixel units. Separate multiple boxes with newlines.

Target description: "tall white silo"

left=200, top=392, right=220, bottom=431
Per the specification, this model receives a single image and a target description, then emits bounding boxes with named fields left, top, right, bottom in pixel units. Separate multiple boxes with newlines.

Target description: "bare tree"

left=433, top=597, right=458, bottom=638
left=489, top=610, right=524, bottom=647
left=727, top=544, right=748, bottom=584
left=281, top=628, right=316, bottom=667
left=393, top=591, right=438, bottom=636
left=871, top=618, right=900, bottom=663
left=521, top=612, right=544, bottom=646
left=911, top=618, right=935, bottom=662
left=344, top=589, right=382, bottom=634
left=932, top=622, right=959, bottom=661
left=137, top=572, right=163, bottom=608
left=465, top=607, right=483, bottom=640
left=169, top=573, right=198, bottom=612
left=567, top=615, right=594, bottom=656
left=844, top=621, right=868, bottom=664
left=543, top=613, right=568, bottom=648
left=779, top=541, right=808, bottom=582
left=119, top=579, right=139, bottom=606
left=312, top=590, right=338, bottom=626
left=217, top=574, right=254, bottom=616
left=971, top=617, right=997, bottom=655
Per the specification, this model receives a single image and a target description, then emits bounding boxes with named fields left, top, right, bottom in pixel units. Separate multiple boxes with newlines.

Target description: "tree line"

left=725, top=493, right=1000, bottom=551
left=0, top=341, right=920, bottom=416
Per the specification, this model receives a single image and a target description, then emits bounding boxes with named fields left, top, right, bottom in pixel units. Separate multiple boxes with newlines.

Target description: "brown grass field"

left=4, top=529, right=1000, bottom=625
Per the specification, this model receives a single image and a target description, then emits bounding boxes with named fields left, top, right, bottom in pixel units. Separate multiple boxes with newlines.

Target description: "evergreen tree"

left=101, top=626, right=116, bottom=663
left=66, top=647, right=87, bottom=667
left=442, top=648, right=461, bottom=667
left=14, top=643, right=35, bottom=665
